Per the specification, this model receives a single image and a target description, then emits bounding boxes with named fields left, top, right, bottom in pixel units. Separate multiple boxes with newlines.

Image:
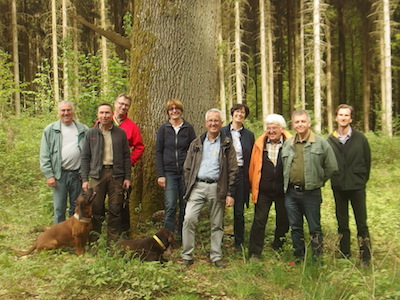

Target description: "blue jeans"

left=285, top=187, right=323, bottom=259
left=164, top=172, right=186, bottom=237
left=53, top=169, right=82, bottom=224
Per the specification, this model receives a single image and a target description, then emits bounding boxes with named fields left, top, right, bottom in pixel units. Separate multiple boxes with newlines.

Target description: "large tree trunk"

left=129, top=0, right=219, bottom=228
left=11, top=0, right=20, bottom=116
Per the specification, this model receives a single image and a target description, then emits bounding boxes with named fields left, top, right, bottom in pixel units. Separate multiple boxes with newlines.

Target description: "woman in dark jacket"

left=156, top=99, right=196, bottom=238
left=221, top=104, right=255, bottom=249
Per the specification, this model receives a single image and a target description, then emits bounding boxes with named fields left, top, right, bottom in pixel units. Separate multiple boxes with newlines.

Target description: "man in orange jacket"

left=248, top=114, right=291, bottom=260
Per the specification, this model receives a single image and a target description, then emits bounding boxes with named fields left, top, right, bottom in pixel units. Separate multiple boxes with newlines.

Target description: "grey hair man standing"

left=40, top=101, right=88, bottom=223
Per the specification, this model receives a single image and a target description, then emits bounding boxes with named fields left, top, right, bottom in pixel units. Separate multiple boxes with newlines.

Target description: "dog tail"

left=13, top=244, right=37, bottom=256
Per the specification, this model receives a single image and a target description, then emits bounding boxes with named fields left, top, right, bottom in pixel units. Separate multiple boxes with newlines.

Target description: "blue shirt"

left=197, top=134, right=221, bottom=181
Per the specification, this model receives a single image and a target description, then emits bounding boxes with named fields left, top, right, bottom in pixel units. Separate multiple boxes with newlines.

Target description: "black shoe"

left=361, top=259, right=370, bottom=268
left=214, top=260, right=226, bottom=268
left=182, top=259, right=193, bottom=267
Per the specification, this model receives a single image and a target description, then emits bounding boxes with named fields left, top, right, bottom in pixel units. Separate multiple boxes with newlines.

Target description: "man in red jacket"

left=113, top=94, right=145, bottom=238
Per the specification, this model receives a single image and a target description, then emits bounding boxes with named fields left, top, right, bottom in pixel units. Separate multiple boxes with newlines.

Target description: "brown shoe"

left=214, top=260, right=226, bottom=268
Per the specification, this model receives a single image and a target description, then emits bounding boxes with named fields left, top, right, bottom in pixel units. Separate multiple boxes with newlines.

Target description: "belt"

left=196, top=178, right=217, bottom=184
left=103, top=165, right=113, bottom=169
left=290, top=184, right=305, bottom=192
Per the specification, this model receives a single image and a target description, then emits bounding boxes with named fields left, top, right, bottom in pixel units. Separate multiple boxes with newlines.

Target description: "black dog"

left=115, top=228, right=174, bottom=262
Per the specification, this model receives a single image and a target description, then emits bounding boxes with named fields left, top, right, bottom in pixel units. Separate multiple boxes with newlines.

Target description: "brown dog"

left=17, top=188, right=96, bottom=256
left=116, top=228, right=174, bottom=262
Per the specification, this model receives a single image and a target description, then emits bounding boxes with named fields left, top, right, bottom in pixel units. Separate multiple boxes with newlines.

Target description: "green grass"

left=0, top=115, right=399, bottom=299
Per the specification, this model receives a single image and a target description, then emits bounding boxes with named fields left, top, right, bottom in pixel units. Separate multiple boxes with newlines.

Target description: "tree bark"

left=129, top=0, right=219, bottom=228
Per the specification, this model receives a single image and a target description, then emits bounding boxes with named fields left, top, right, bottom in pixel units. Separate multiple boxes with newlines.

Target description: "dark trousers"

left=233, top=167, right=245, bottom=246
left=90, top=168, right=124, bottom=244
left=333, top=189, right=371, bottom=261
left=285, top=187, right=323, bottom=259
left=120, top=201, right=130, bottom=235
left=248, top=193, right=289, bottom=256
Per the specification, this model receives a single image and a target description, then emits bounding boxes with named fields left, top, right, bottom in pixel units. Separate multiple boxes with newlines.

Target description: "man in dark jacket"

left=328, top=104, right=371, bottom=266
left=181, top=108, right=238, bottom=268
left=81, top=102, right=131, bottom=244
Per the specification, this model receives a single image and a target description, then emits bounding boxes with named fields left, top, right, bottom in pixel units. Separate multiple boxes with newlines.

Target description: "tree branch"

left=72, top=14, right=131, bottom=50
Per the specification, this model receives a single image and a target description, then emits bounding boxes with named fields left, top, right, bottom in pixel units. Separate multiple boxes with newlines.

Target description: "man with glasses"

left=113, top=94, right=145, bottom=238
left=181, top=108, right=238, bottom=268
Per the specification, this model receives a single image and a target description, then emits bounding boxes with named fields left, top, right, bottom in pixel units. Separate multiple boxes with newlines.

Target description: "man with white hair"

left=181, top=108, right=238, bottom=268
left=248, top=114, right=292, bottom=260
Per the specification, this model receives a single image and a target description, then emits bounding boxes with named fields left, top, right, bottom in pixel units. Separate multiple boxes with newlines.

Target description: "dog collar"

left=74, top=213, right=92, bottom=223
left=153, top=235, right=167, bottom=250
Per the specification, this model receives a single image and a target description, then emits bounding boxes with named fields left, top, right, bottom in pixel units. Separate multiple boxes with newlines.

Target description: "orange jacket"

left=249, top=130, right=292, bottom=204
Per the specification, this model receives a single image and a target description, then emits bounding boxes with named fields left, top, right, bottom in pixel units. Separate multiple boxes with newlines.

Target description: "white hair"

left=264, top=114, right=286, bottom=129
left=205, top=108, right=223, bottom=121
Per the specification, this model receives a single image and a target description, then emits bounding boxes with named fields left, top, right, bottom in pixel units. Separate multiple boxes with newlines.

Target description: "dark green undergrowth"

left=0, top=114, right=399, bottom=299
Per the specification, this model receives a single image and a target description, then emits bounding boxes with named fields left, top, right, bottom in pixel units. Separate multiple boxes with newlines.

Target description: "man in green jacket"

left=327, top=104, right=371, bottom=267
left=282, top=109, right=337, bottom=263
left=181, top=108, right=238, bottom=268
left=40, top=101, right=88, bottom=224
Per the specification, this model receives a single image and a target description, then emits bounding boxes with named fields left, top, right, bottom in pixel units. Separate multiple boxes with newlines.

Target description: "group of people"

left=40, top=95, right=144, bottom=244
left=40, top=97, right=372, bottom=268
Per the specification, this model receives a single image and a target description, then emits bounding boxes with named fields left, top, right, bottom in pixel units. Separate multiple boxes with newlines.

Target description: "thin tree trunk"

left=219, top=31, right=227, bottom=122
left=382, top=0, right=392, bottom=136
left=287, top=0, right=296, bottom=114
left=100, top=0, right=109, bottom=96
left=259, top=0, right=269, bottom=125
left=62, top=0, right=68, bottom=101
left=337, top=0, right=346, bottom=103
left=361, top=1, right=371, bottom=132
left=313, top=0, right=322, bottom=133
left=234, top=0, right=243, bottom=104
left=300, top=0, right=306, bottom=109
left=11, top=0, right=20, bottom=116
left=52, top=0, right=60, bottom=104
left=266, top=0, right=274, bottom=114
left=326, top=17, right=333, bottom=133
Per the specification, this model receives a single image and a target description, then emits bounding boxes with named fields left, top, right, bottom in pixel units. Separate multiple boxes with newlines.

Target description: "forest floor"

left=0, top=115, right=399, bottom=299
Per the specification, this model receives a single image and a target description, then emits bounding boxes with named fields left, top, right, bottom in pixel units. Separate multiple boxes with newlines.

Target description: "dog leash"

left=152, top=235, right=167, bottom=250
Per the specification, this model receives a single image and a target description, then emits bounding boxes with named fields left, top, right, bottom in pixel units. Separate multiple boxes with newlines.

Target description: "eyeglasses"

left=168, top=107, right=181, bottom=111
left=207, top=119, right=221, bottom=124
left=116, top=101, right=130, bottom=108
